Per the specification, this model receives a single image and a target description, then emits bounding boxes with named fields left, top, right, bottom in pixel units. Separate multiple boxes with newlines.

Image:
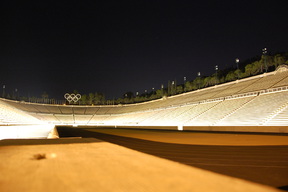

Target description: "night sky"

left=1, top=0, right=288, bottom=99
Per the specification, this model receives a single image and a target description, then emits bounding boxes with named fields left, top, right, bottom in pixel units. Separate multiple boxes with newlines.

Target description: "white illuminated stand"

left=0, top=124, right=57, bottom=140
left=0, top=98, right=57, bottom=140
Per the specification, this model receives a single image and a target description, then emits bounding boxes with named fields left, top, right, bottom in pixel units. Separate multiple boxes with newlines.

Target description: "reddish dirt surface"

left=56, top=128, right=288, bottom=190
left=85, top=128, right=288, bottom=145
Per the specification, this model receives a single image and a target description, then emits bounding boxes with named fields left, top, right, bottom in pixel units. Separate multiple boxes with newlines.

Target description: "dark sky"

left=1, top=0, right=288, bottom=99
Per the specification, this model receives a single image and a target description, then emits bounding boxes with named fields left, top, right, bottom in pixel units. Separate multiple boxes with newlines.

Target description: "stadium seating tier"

left=1, top=66, right=288, bottom=132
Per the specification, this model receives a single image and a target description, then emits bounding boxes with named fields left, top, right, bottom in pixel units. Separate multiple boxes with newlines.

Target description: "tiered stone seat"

left=1, top=66, right=287, bottom=128
left=265, top=107, right=288, bottom=126
left=190, top=97, right=255, bottom=126
left=0, top=100, right=41, bottom=125
left=239, top=71, right=288, bottom=93
left=54, top=114, right=74, bottom=124
left=217, top=91, right=288, bottom=126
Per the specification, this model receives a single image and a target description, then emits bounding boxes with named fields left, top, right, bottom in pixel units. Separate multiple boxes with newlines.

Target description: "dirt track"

left=83, top=128, right=288, bottom=145
left=57, top=127, right=288, bottom=190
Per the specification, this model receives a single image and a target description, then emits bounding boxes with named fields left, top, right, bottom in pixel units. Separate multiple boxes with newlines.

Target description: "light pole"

left=15, top=88, right=18, bottom=100
left=197, top=72, right=201, bottom=89
left=215, top=65, right=219, bottom=84
left=172, top=80, right=175, bottom=95
left=184, top=77, right=186, bottom=92
left=2, top=85, right=5, bottom=98
left=262, top=47, right=268, bottom=72
left=235, top=58, right=240, bottom=79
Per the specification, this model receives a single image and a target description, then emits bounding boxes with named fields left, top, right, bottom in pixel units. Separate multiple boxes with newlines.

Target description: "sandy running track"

left=82, top=128, right=288, bottom=146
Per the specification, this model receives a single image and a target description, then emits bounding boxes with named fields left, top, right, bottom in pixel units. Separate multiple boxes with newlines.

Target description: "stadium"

left=1, top=65, right=288, bottom=139
left=1, top=65, right=288, bottom=192
left=2, top=0, right=288, bottom=191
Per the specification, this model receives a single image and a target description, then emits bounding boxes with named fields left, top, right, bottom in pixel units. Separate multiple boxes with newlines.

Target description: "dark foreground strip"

left=57, top=127, right=288, bottom=190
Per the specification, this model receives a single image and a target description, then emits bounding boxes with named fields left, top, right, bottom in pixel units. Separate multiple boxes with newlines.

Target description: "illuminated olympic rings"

left=64, top=93, right=81, bottom=103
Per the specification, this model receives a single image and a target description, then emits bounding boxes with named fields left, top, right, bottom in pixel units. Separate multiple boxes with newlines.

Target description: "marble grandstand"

left=1, top=65, right=288, bottom=139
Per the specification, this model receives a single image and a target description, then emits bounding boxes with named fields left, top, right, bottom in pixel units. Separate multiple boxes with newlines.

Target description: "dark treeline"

left=2, top=52, right=288, bottom=105
left=112, top=52, right=288, bottom=104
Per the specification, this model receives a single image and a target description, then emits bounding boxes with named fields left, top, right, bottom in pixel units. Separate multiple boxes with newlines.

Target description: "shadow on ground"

left=279, top=186, right=288, bottom=191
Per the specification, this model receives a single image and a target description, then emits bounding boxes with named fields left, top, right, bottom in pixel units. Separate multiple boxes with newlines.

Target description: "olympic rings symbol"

left=64, top=93, right=81, bottom=103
